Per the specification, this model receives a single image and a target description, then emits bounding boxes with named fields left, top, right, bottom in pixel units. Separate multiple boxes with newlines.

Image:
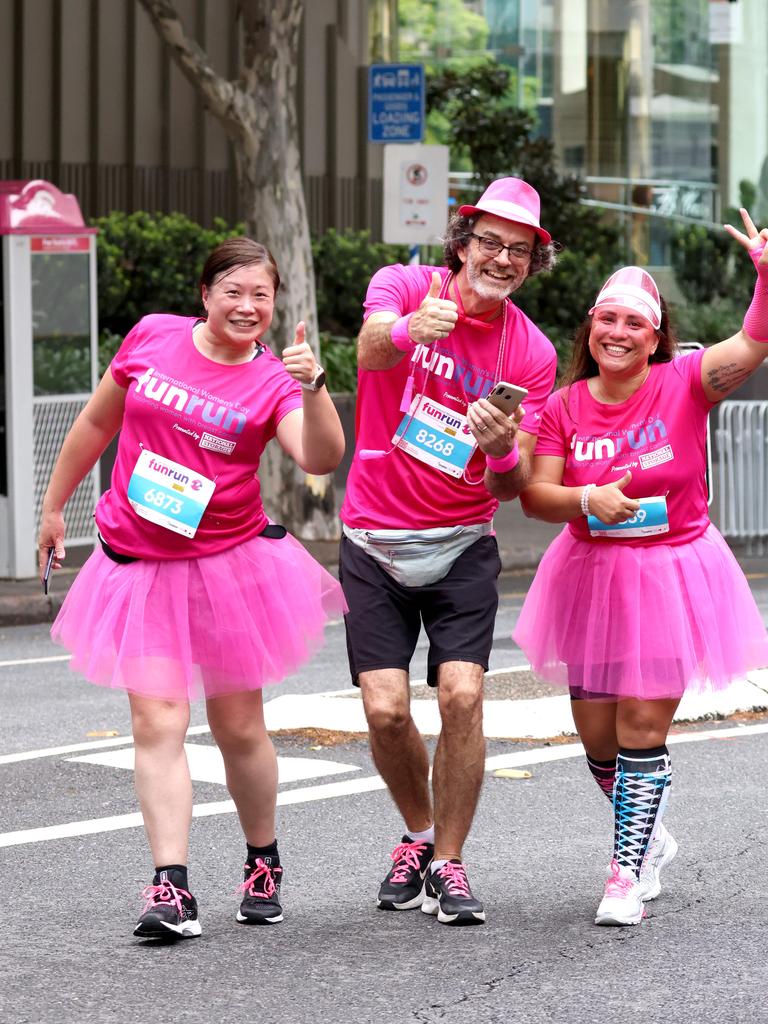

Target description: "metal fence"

left=716, top=400, right=768, bottom=554
left=33, top=397, right=99, bottom=547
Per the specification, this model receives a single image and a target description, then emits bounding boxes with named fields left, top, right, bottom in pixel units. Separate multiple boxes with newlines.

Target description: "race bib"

left=127, top=449, right=215, bottom=538
left=588, top=496, right=670, bottom=539
left=392, top=394, right=476, bottom=478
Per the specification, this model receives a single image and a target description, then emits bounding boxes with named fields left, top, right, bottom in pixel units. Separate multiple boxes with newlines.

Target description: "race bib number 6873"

left=127, top=449, right=215, bottom=538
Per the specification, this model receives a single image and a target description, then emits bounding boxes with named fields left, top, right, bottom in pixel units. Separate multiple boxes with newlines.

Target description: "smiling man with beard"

left=338, top=177, right=558, bottom=926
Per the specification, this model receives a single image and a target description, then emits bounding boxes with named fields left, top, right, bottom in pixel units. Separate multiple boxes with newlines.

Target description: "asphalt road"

left=1, top=573, right=767, bottom=1024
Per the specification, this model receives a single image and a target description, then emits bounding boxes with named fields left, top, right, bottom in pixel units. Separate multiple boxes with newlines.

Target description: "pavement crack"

left=410, top=967, right=528, bottom=1022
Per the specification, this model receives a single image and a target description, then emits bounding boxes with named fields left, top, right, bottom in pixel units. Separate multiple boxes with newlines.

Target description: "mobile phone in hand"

left=42, top=547, right=55, bottom=595
left=486, top=381, right=528, bottom=416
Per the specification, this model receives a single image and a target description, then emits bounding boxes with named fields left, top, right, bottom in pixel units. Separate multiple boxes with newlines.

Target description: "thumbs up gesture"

left=587, top=471, right=641, bottom=524
left=282, top=321, right=319, bottom=385
left=406, top=271, right=459, bottom=347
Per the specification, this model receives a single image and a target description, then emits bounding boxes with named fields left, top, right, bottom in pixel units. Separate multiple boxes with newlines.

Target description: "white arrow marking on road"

left=68, top=745, right=360, bottom=786
left=1, top=721, right=768, bottom=849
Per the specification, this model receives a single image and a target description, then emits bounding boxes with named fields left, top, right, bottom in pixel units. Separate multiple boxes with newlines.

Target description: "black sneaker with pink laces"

left=421, top=860, right=485, bottom=926
left=236, top=855, right=284, bottom=924
left=376, top=836, right=434, bottom=910
left=133, top=872, right=201, bottom=940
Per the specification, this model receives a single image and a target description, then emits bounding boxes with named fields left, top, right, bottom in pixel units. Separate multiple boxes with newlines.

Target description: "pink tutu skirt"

left=52, top=533, right=347, bottom=702
left=513, top=524, right=768, bottom=700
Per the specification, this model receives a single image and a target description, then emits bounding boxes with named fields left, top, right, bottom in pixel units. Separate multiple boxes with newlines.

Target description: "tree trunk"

left=136, top=0, right=338, bottom=540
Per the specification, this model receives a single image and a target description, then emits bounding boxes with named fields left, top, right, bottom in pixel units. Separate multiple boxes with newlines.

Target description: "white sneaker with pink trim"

left=594, top=859, right=645, bottom=926
left=638, top=823, right=678, bottom=902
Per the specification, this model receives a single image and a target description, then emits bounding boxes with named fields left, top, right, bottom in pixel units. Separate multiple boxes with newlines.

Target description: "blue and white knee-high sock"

left=613, top=746, right=672, bottom=878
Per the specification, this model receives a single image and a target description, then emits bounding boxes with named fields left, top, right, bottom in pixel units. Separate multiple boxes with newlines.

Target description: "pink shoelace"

left=139, top=880, right=191, bottom=915
left=436, top=861, right=471, bottom=897
left=603, top=859, right=637, bottom=898
left=389, top=841, right=429, bottom=884
left=239, top=858, right=277, bottom=899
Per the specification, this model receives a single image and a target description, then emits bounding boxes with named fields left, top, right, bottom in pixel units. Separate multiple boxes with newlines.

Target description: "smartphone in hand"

left=486, top=381, right=528, bottom=417
left=42, top=547, right=55, bottom=595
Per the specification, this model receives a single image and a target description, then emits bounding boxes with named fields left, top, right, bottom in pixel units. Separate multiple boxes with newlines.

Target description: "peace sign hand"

left=724, top=208, right=768, bottom=274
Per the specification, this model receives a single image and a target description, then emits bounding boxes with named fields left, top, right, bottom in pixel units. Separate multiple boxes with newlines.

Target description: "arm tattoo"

left=706, top=361, right=751, bottom=394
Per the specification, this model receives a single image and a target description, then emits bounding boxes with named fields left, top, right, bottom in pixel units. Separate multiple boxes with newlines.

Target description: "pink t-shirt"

left=97, top=313, right=303, bottom=559
left=340, top=264, right=557, bottom=530
left=536, top=348, right=714, bottom=545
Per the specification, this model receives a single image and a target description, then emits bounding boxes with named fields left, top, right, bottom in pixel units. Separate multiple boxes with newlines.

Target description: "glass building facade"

left=422, top=0, right=768, bottom=266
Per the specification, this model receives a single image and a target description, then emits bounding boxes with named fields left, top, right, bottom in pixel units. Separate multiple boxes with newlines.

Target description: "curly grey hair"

left=441, top=212, right=557, bottom=277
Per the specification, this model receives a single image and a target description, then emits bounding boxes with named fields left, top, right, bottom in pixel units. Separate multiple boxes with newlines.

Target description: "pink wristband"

left=486, top=443, right=520, bottom=474
left=744, top=244, right=768, bottom=342
left=390, top=314, right=417, bottom=352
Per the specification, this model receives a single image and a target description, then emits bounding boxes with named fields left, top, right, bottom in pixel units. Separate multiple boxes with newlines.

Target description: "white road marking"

left=69, top=745, right=360, bottom=785
left=262, top=676, right=768, bottom=740
left=3, top=664, right=768, bottom=766
left=0, top=775, right=389, bottom=848
left=1, top=721, right=767, bottom=849
left=0, top=734, right=135, bottom=765
left=0, top=654, right=70, bottom=669
left=0, top=723, right=215, bottom=766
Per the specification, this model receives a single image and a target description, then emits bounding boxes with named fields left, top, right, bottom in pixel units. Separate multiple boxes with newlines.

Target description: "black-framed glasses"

left=469, top=233, right=533, bottom=262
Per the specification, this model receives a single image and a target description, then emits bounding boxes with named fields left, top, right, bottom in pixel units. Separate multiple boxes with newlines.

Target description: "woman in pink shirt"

left=37, top=237, right=346, bottom=941
left=515, top=209, right=768, bottom=927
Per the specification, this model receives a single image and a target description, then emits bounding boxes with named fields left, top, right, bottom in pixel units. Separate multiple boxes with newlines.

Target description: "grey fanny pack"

left=342, top=521, right=493, bottom=588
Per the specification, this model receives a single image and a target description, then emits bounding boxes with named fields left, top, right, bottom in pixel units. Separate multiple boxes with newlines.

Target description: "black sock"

left=586, top=755, right=616, bottom=802
left=154, top=864, right=188, bottom=890
left=246, top=839, right=279, bottom=863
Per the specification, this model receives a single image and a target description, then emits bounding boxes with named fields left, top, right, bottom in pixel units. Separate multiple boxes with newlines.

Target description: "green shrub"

left=668, top=297, right=743, bottom=346
left=92, top=211, right=243, bottom=338
left=313, top=229, right=409, bottom=337
left=94, top=217, right=405, bottom=374
left=34, top=337, right=92, bottom=396
left=424, top=58, right=623, bottom=372
left=98, top=329, right=123, bottom=375
left=671, top=223, right=734, bottom=305
left=320, top=333, right=358, bottom=393
left=515, top=249, right=622, bottom=368
left=671, top=180, right=757, bottom=311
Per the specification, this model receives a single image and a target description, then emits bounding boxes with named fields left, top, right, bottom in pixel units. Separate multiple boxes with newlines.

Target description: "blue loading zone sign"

left=369, top=64, right=425, bottom=143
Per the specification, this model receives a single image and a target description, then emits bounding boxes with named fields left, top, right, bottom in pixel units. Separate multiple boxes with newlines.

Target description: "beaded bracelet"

left=390, top=313, right=417, bottom=352
left=580, top=483, right=595, bottom=516
left=486, top=443, right=520, bottom=474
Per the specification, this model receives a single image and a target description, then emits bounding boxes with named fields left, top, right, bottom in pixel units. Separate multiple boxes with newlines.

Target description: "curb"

left=0, top=594, right=67, bottom=628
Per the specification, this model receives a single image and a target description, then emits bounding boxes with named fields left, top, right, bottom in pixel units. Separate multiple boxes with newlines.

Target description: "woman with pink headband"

left=514, top=208, right=768, bottom=926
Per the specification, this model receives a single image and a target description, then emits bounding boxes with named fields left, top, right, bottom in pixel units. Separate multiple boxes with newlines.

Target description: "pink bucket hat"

left=457, top=177, right=551, bottom=244
left=589, top=266, right=662, bottom=330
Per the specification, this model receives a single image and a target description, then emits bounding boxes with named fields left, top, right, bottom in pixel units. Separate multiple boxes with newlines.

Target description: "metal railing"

left=716, top=401, right=768, bottom=555
left=447, top=172, right=720, bottom=264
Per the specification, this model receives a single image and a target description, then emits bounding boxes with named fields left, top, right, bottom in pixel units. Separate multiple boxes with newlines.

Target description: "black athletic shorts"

left=338, top=534, right=501, bottom=687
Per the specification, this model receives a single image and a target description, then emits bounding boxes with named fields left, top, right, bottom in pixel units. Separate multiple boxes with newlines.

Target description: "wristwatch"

left=301, top=365, right=327, bottom=392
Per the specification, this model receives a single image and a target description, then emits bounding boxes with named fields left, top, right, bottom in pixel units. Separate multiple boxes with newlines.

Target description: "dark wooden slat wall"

left=2, top=0, right=382, bottom=238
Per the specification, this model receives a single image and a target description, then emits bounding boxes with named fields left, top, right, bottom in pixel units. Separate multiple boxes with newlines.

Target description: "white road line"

left=0, top=654, right=70, bottom=669
left=1, top=721, right=767, bottom=849
left=0, top=734, right=136, bottom=765
left=0, top=775, right=389, bottom=848
left=0, top=724, right=210, bottom=765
